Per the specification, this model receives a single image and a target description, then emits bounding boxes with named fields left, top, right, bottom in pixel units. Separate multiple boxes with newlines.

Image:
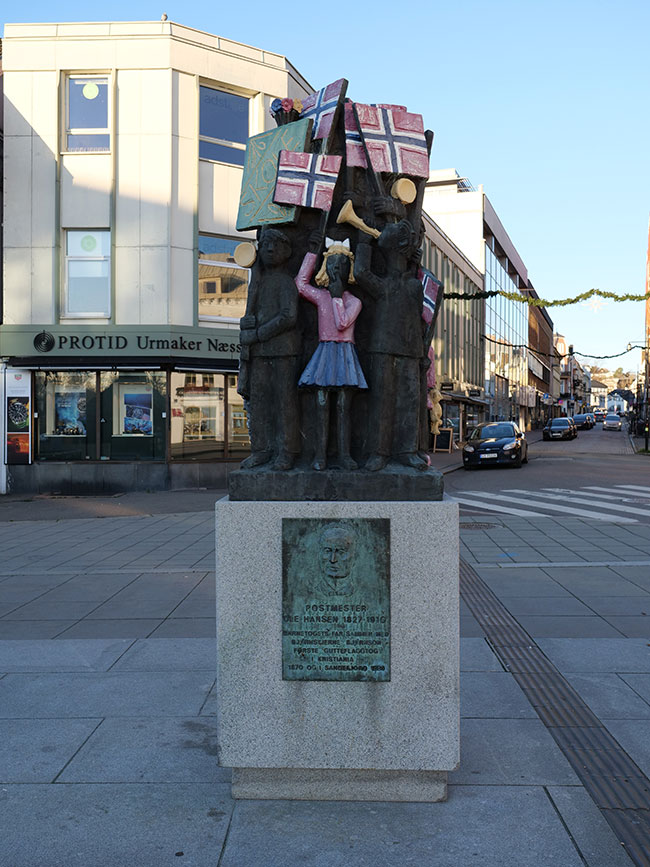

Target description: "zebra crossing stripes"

left=585, top=484, right=650, bottom=495
left=544, top=488, right=646, bottom=502
left=449, top=485, right=644, bottom=522
left=446, top=496, right=546, bottom=518
left=458, top=491, right=638, bottom=522
left=502, top=488, right=650, bottom=519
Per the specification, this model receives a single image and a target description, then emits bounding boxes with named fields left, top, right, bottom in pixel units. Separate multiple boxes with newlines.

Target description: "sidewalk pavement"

left=1, top=486, right=649, bottom=865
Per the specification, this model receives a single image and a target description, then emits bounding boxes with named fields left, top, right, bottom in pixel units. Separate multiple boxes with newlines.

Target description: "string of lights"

left=483, top=335, right=646, bottom=361
left=443, top=287, right=650, bottom=307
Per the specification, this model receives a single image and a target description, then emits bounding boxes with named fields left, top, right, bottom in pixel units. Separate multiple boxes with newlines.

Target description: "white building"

left=423, top=169, right=536, bottom=429
left=1, top=20, right=310, bottom=492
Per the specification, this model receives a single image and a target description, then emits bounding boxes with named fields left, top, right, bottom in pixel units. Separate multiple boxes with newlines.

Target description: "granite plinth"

left=215, top=498, right=460, bottom=802
left=228, top=464, right=444, bottom=501
left=232, top=768, right=447, bottom=802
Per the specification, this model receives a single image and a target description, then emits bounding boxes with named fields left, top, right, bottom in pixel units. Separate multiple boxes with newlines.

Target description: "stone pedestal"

left=215, top=498, right=459, bottom=802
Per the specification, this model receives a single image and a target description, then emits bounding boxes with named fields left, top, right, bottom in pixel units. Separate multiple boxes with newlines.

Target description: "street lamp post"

left=628, top=342, right=649, bottom=450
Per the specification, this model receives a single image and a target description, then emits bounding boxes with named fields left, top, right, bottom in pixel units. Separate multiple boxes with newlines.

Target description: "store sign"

left=0, top=326, right=241, bottom=360
left=468, top=388, right=481, bottom=397
left=5, top=369, right=32, bottom=465
left=440, top=382, right=454, bottom=392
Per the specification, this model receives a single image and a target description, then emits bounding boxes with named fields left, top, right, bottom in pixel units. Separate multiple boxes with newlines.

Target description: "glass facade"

left=484, top=245, right=528, bottom=423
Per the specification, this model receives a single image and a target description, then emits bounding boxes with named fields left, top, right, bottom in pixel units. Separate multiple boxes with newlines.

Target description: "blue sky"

left=4, top=0, right=649, bottom=373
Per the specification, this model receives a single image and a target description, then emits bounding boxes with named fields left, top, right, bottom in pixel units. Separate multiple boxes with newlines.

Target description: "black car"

left=463, top=422, right=528, bottom=469
left=543, top=417, right=577, bottom=440
left=572, top=413, right=593, bottom=430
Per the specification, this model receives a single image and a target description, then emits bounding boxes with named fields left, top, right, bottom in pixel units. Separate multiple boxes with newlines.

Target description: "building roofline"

left=2, top=20, right=312, bottom=91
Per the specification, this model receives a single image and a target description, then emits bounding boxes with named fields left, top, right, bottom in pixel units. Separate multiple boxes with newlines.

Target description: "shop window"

left=198, top=236, right=249, bottom=322
left=35, top=371, right=97, bottom=461
left=227, top=374, right=250, bottom=457
left=65, top=75, right=110, bottom=152
left=100, top=372, right=166, bottom=461
left=170, top=372, right=225, bottom=460
left=199, top=86, right=248, bottom=166
left=64, top=231, right=111, bottom=318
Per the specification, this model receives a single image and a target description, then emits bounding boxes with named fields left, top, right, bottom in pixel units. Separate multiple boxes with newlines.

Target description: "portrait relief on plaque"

left=282, top=518, right=390, bottom=682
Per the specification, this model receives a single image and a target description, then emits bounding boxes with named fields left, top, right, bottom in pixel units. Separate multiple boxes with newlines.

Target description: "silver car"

left=603, top=414, right=622, bottom=431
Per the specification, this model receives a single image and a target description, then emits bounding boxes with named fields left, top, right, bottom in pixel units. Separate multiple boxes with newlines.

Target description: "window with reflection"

left=227, top=374, right=250, bottom=457
left=170, top=372, right=225, bottom=459
left=64, top=230, right=111, bottom=318
left=198, top=236, right=249, bottom=322
left=66, top=76, right=110, bottom=152
left=199, top=86, right=248, bottom=165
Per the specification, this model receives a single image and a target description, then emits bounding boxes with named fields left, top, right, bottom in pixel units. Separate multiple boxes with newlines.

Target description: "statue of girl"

left=295, top=238, right=367, bottom=471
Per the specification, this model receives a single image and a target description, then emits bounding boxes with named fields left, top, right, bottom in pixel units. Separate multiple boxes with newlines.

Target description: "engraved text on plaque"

left=282, top=518, right=390, bottom=682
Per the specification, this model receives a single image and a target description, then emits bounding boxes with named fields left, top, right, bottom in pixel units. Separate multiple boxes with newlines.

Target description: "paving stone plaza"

left=1, top=477, right=648, bottom=866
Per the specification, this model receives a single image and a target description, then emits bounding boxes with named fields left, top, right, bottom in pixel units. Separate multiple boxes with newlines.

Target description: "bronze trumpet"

left=336, top=200, right=381, bottom=239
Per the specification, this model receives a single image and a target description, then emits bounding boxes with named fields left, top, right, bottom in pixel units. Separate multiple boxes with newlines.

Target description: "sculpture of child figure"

left=295, top=236, right=367, bottom=471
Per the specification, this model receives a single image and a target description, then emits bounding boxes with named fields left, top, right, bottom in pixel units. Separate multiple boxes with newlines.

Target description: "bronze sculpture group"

left=236, top=82, right=443, bottom=474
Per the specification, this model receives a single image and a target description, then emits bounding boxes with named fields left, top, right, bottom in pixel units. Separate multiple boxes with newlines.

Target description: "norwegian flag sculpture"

left=345, top=102, right=430, bottom=179
left=419, top=268, right=444, bottom=327
left=299, top=78, right=348, bottom=147
left=273, top=151, right=343, bottom=212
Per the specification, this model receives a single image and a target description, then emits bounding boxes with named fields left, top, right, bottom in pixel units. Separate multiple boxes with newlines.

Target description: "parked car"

left=463, top=422, right=528, bottom=469
left=603, top=414, right=622, bottom=431
left=543, top=417, right=577, bottom=440
left=573, top=413, right=594, bottom=430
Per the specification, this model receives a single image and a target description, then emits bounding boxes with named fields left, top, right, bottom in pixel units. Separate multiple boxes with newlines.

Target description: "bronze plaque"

left=282, top=518, right=390, bottom=681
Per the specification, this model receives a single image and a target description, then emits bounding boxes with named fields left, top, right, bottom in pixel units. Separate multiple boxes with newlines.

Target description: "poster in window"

left=123, top=392, right=153, bottom=435
left=6, top=434, right=30, bottom=464
left=55, top=391, right=87, bottom=436
left=5, top=370, right=32, bottom=464
left=6, top=397, right=30, bottom=433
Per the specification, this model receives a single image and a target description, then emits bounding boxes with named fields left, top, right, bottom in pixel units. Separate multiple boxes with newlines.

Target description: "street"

left=446, top=426, right=649, bottom=523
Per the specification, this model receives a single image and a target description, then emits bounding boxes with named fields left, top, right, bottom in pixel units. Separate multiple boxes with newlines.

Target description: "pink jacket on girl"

left=296, top=252, right=361, bottom=343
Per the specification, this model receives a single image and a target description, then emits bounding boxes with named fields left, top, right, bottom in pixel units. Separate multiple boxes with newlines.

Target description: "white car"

left=603, top=414, right=622, bottom=431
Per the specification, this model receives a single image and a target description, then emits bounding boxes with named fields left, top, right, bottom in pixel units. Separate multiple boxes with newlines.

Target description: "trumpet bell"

left=336, top=200, right=381, bottom=239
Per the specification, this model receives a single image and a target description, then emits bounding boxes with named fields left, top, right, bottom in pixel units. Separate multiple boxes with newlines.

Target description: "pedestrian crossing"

left=447, top=484, right=650, bottom=523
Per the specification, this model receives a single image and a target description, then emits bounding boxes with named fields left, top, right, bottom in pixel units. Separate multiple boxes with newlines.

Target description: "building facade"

left=422, top=214, right=485, bottom=442
left=554, top=334, right=586, bottom=416
left=1, top=21, right=311, bottom=493
left=423, top=170, right=537, bottom=430
left=526, top=287, right=557, bottom=426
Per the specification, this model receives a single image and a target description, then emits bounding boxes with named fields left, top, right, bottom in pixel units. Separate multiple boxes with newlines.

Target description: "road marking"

left=611, top=484, right=650, bottom=494
left=503, top=488, right=650, bottom=518
left=475, top=560, right=650, bottom=568
left=543, top=487, right=650, bottom=503
left=445, top=495, right=546, bottom=517
left=583, top=485, right=650, bottom=496
left=461, top=490, right=637, bottom=523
